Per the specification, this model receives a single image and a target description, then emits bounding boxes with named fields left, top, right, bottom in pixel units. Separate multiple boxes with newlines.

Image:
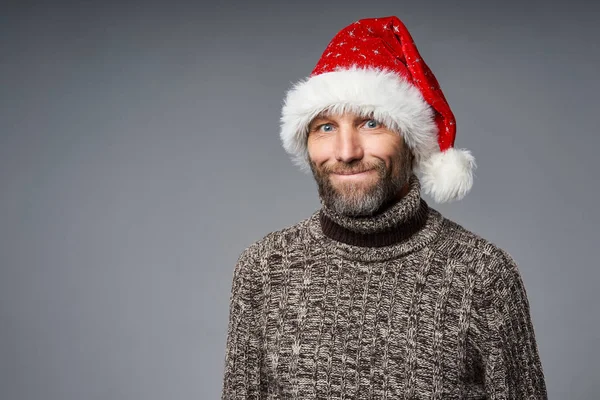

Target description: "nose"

left=335, top=125, right=364, bottom=163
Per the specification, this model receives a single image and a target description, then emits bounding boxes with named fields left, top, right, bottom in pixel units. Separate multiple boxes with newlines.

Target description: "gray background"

left=1, top=0, right=598, bottom=399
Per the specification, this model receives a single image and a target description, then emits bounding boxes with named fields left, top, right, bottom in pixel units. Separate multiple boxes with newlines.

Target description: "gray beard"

left=310, top=149, right=413, bottom=217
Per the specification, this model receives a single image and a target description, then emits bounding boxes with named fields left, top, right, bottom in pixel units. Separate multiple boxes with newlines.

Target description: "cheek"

left=364, top=139, right=403, bottom=165
left=307, top=138, right=333, bottom=165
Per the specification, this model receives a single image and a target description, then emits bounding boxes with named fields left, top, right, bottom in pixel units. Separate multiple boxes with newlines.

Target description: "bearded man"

left=221, top=16, right=547, bottom=400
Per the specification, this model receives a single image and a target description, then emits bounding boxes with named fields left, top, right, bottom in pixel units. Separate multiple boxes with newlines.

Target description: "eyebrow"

left=309, top=114, right=373, bottom=129
left=309, top=117, right=329, bottom=128
left=309, top=112, right=374, bottom=126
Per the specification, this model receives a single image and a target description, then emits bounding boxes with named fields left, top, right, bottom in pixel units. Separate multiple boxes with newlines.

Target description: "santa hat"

left=280, top=16, right=476, bottom=203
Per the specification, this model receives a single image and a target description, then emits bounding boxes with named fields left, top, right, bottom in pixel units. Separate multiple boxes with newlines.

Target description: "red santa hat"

left=280, top=16, right=476, bottom=203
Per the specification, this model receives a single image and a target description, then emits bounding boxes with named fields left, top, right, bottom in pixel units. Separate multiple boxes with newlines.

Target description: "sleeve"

left=221, top=248, right=264, bottom=400
left=477, top=251, right=548, bottom=399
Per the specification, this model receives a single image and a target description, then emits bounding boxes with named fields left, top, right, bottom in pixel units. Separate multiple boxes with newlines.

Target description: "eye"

left=364, top=119, right=381, bottom=129
left=318, top=123, right=334, bottom=133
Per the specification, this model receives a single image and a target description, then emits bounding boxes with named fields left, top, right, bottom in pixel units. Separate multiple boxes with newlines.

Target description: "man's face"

left=307, top=111, right=413, bottom=216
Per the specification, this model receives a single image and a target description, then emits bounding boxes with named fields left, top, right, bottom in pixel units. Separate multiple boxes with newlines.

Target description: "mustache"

left=322, top=162, right=383, bottom=175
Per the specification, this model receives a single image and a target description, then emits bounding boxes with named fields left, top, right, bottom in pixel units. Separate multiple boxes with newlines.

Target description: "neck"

left=319, top=175, right=429, bottom=247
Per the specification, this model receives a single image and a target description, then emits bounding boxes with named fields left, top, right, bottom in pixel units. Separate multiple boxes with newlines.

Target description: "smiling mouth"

left=331, top=169, right=374, bottom=176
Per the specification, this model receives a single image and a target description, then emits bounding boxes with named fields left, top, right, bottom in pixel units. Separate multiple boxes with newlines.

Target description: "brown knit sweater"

left=221, top=176, right=548, bottom=399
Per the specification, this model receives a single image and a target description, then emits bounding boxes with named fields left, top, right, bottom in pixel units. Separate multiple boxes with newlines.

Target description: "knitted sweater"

left=221, top=176, right=547, bottom=399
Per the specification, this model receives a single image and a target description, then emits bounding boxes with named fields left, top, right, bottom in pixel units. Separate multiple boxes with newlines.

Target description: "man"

left=221, top=16, right=547, bottom=399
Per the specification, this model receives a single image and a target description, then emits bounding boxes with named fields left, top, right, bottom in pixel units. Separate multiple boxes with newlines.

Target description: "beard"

left=309, top=144, right=414, bottom=217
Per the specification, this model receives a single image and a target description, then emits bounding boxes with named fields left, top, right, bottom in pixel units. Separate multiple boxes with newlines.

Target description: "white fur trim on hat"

left=280, top=66, right=439, bottom=171
left=418, top=148, right=476, bottom=203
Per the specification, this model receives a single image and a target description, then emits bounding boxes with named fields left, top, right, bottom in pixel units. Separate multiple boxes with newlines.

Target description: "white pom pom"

left=419, top=148, right=476, bottom=203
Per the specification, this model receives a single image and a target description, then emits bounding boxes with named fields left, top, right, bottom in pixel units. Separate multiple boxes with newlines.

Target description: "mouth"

left=331, top=169, right=374, bottom=177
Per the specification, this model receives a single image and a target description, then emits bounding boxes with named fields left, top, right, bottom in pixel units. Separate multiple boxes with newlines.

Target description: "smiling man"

left=221, top=16, right=547, bottom=399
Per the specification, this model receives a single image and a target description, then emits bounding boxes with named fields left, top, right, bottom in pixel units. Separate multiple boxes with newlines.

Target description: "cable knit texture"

left=221, top=175, right=547, bottom=399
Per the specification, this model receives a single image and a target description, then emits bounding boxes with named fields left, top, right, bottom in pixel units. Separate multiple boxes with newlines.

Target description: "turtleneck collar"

left=320, top=174, right=425, bottom=246
left=306, top=175, right=444, bottom=261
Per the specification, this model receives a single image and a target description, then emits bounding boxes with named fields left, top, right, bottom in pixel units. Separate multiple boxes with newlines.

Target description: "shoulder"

left=435, top=212, right=522, bottom=282
left=434, top=214, right=531, bottom=310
